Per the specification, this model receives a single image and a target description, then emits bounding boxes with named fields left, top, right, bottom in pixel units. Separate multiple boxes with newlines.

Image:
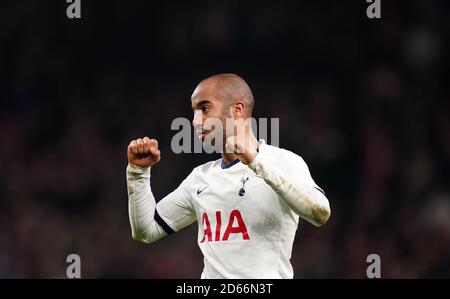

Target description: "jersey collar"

left=220, top=159, right=240, bottom=169
left=219, top=140, right=266, bottom=169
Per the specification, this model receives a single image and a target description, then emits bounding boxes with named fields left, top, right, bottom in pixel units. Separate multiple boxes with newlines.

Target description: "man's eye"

left=202, top=106, right=209, bottom=112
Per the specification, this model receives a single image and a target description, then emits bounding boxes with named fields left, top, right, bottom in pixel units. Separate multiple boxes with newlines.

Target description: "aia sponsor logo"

left=199, top=210, right=250, bottom=242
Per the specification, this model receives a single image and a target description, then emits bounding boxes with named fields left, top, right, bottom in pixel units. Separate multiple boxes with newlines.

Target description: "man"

left=126, top=74, right=331, bottom=278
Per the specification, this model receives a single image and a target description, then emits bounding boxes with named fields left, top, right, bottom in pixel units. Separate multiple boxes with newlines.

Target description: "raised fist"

left=128, top=137, right=161, bottom=168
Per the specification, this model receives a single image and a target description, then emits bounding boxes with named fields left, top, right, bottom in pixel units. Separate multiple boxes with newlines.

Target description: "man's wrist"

left=127, top=163, right=151, bottom=175
left=247, top=140, right=266, bottom=172
left=247, top=151, right=263, bottom=173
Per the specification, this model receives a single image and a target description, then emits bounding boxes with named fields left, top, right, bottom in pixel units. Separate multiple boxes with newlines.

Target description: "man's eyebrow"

left=192, top=100, right=212, bottom=110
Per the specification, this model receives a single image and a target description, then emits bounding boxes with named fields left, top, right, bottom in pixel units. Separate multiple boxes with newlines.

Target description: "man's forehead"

left=191, top=83, right=218, bottom=103
left=192, top=81, right=215, bottom=95
left=191, top=97, right=213, bottom=109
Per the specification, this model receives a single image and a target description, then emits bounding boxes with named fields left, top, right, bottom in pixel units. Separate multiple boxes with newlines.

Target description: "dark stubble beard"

left=221, top=109, right=234, bottom=147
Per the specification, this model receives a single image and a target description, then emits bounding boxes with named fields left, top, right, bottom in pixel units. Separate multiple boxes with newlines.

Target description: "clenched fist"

left=128, top=137, right=161, bottom=168
left=225, top=118, right=260, bottom=165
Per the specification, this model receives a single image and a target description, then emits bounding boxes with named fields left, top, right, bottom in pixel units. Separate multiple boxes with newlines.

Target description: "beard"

left=200, top=111, right=233, bottom=154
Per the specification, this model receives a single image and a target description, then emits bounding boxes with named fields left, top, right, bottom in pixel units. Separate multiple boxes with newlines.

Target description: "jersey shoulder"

left=260, top=142, right=302, bottom=161
left=261, top=142, right=310, bottom=171
left=190, top=158, right=222, bottom=177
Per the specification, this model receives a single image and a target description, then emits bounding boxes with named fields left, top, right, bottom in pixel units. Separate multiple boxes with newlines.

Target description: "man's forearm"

left=127, top=164, right=167, bottom=243
left=248, top=154, right=331, bottom=227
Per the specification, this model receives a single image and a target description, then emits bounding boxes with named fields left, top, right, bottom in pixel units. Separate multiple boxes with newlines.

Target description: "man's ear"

left=232, top=101, right=245, bottom=117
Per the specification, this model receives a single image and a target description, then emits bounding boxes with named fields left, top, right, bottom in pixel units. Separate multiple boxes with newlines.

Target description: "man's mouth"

left=196, top=130, right=208, bottom=140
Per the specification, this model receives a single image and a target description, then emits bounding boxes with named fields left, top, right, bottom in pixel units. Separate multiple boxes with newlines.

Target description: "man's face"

left=191, top=83, right=231, bottom=143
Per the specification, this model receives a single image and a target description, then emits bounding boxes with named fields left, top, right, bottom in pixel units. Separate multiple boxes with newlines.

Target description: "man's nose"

left=192, top=110, right=203, bottom=128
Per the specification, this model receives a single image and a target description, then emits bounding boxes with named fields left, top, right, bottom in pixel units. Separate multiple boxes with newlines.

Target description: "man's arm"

left=226, top=119, right=331, bottom=227
left=127, top=164, right=167, bottom=243
left=127, top=137, right=196, bottom=244
left=247, top=146, right=331, bottom=227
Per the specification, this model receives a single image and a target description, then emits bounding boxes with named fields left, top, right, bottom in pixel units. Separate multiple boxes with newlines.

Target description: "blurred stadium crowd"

left=0, top=0, right=449, bottom=278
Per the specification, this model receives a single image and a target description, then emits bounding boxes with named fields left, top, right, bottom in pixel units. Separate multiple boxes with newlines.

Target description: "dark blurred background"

left=0, top=0, right=449, bottom=278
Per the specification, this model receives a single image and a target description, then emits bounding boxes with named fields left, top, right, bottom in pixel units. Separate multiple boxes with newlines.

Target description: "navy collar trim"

left=221, top=159, right=240, bottom=169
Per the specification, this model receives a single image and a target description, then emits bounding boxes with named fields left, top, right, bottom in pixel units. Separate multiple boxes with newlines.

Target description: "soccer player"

left=126, top=74, right=331, bottom=279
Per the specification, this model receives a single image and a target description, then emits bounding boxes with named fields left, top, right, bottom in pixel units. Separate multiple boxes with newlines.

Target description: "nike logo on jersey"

left=197, top=186, right=208, bottom=195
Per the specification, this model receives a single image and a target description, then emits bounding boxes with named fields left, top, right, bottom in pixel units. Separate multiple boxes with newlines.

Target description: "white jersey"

left=127, top=141, right=329, bottom=279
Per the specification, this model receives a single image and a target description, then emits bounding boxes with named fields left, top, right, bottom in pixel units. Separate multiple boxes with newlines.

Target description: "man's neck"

left=221, top=152, right=239, bottom=164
